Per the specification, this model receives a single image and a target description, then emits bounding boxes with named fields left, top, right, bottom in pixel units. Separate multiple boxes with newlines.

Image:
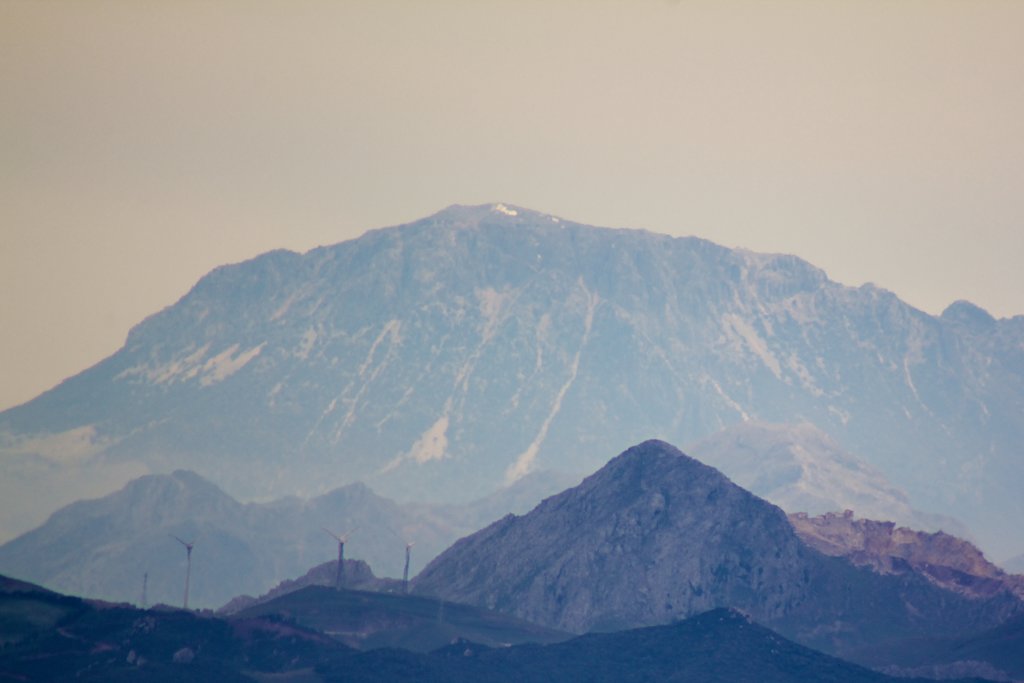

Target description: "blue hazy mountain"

left=684, top=422, right=972, bottom=538
left=0, top=468, right=573, bottom=608
left=1, top=203, right=1021, bottom=559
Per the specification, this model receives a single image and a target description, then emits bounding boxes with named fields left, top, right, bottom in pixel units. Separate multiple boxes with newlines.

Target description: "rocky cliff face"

left=415, top=440, right=814, bottom=633
left=1, top=203, right=1021, bottom=559
left=413, top=441, right=1021, bottom=657
left=789, top=511, right=1024, bottom=601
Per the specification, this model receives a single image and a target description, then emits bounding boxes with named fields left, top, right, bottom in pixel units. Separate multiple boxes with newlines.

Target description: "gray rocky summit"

left=413, top=440, right=1021, bottom=658
left=414, top=439, right=812, bottom=633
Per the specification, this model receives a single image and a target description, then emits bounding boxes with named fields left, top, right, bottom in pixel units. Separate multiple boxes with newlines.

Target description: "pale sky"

left=2, top=0, right=1023, bottom=412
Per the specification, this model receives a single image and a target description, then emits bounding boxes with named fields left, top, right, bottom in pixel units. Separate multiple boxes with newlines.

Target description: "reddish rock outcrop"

left=790, top=510, right=1024, bottom=601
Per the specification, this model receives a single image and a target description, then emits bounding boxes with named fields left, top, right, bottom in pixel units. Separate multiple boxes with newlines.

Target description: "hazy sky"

left=2, top=0, right=1023, bottom=412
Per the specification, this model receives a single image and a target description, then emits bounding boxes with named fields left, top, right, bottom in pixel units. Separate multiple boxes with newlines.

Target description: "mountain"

left=0, top=470, right=458, bottom=607
left=413, top=441, right=1021, bottom=659
left=414, top=440, right=813, bottom=633
left=0, top=467, right=571, bottom=608
left=1, top=203, right=1022, bottom=559
left=685, top=421, right=970, bottom=536
left=790, top=511, right=1024, bottom=601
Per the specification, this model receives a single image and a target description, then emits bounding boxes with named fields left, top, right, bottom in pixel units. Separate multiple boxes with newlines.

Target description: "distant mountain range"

left=414, top=440, right=1021, bottom=661
left=0, top=468, right=571, bottom=608
left=4, top=434, right=1013, bottom=621
left=4, top=439, right=1023, bottom=681
left=1, top=203, right=1021, bottom=560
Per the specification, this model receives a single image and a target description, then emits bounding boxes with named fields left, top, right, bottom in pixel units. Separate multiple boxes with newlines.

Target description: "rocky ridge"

left=1, top=203, right=1022, bottom=560
left=415, top=440, right=814, bottom=633
left=413, top=440, right=1022, bottom=658
left=789, top=510, right=1024, bottom=601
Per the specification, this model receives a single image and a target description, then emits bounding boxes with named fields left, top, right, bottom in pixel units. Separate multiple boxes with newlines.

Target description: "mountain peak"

left=414, top=440, right=807, bottom=633
left=580, top=439, right=726, bottom=498
left=121, top=469, right=235, bottom=507
left=941, top=299, right=997, bottom=328
left=415, top=440, right=1021, bottom=654
left=425, top=202, right=563, bottom=227
left=599, top=438, right=689, bottom=470
left=613, top=437, right=685, bottom=459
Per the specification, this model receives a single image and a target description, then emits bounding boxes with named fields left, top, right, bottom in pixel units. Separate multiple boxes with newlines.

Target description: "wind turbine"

left=170, top=534, right=195, bottom=609
left=402, top=541, right=415, bottom=594
left=323, top=527, right=357, bottom=590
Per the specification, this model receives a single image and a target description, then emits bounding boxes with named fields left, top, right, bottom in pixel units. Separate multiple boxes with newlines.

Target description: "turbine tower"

left=171, top=534, right=194, bottom=609
left=403, top=542, right=414, bottom=594
left=323, top=527, right=357, bottom=590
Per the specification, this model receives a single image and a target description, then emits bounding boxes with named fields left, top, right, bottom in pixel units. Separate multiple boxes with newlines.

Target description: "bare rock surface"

left=414, top=440, right=1021, bottom=659
left=790, top=510, right=1024, bottom=600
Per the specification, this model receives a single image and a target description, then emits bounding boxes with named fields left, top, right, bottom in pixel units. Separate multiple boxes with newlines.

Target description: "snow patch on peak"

left=116, top=343, right=211, bottom=385
left=115, top=341, right=264, bottom=387
left=493, top=203, right=518, bottom=216
left=407, top=414, right=450, bottom=464
left=200, top=343, right=266, bottom=386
